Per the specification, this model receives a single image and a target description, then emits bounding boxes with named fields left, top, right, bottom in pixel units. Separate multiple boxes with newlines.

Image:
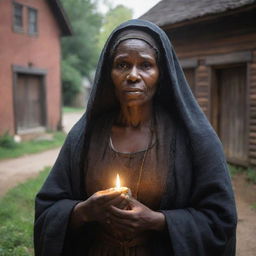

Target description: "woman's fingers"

left=109, top=205, right=134, bottom=219
left=94, top=190, right=122, bottom=204
left=110, top=212, right=134, bottom=225
left=104, top=194, right=127, bottom=208
left=96, top=189, right=121, bottom=197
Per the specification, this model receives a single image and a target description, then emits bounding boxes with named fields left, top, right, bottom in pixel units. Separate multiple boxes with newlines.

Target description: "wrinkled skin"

left=111, top=39, right=159, bottom=108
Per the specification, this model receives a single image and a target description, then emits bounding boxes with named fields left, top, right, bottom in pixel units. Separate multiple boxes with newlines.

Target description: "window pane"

left=28, top=8, right=38, bottom=34
left=13, top=3, right=23, bottom=29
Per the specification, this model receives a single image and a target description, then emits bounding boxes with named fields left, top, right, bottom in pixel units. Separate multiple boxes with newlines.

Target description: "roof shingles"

left=140, top=0, right=255, bottom=27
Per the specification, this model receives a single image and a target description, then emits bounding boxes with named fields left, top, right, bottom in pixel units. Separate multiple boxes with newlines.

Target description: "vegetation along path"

left=0, top=111, right=83, bottom=196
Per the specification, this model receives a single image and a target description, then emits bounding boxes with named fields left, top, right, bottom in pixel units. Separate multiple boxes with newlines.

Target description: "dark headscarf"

left=87, top=19, right=225, bottom=168
left=109, top=29, right=160, bottom=60
left=34, top=19, right=237, bottom=256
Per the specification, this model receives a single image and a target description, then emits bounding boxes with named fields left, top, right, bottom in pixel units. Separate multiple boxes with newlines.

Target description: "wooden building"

left=141, top=0, right=256, bottom=167
left=0, top=0, right=72, bottom=138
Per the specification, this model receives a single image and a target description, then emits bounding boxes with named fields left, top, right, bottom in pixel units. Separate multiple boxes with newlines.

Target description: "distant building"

left=141, top=0, right=256, bottom=167
left=0, top=0, right=72, bottom=138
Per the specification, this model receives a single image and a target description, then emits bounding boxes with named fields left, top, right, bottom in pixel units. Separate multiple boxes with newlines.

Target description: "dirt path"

left=0, top=148, right=60, bottom=196
left=0, top=112, right=256, bottom=254
left=0, top=112, right=83, bottom=196
left=233, top=174, right=256, bottom=256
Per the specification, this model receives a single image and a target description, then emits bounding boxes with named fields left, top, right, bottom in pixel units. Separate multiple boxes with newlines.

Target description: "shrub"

left=0, top=132, right=18, bottom=149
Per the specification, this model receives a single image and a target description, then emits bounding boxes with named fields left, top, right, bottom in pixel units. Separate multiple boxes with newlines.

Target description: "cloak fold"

left=34, top=19, right=237, bottom=256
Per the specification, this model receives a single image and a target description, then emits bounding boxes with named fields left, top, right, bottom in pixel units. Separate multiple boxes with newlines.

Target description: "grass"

left=228, top=164, right=244, bottom=178
left=62, top=106, right=84, bottom=113
left=246, top=168, right=256, bottom=184
left=228, top=164, right=256, bottom=184
left=0, top=167, right=50, bottom=256
left=0, top=132, right=66, bottom=160
left=0, top=164, right=254, bottom=254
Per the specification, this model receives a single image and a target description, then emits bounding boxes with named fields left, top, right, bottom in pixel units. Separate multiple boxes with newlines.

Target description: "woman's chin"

left=119, top=94, right=153, bottom=107
left=122, top=98, right=149, bottom=108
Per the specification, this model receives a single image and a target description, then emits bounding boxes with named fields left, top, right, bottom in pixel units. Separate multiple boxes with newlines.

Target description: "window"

left=12, top=3, right=38, bottom=35
left=13, top=3, right=23, bottom=31
left=28, top=8, right=38, bottom=35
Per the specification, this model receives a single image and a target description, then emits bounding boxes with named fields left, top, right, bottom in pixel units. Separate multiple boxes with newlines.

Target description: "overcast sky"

left=98, top=0, right=161, bottom=18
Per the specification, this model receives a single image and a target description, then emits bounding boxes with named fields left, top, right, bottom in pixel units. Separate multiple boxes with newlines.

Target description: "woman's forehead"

left=113, top=39, right=158, bottom=60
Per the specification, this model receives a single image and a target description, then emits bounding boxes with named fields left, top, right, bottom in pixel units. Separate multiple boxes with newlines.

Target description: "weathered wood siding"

left=168, top=9, right=256, bottom=59
left=216, top=66, right=247, bottom=164
left=165, top=8, right=256, bottom=166
left=195, top=65, right=210, bottom=117
left=248, top=51, right=256, bottom=165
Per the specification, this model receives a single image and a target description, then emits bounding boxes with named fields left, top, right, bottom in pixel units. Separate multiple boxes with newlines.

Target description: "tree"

left=98, top=4, right=133, bottom=51
left=60, top=0, right=102, bottom=105
left=61, top=55, right=82, bottom=105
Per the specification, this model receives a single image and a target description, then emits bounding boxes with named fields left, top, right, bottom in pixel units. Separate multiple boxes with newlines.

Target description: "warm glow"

left=116, top=174, right=121, bottom=190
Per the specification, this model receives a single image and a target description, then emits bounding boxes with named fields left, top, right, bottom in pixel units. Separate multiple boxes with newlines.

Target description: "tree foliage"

left=98, top=4, right=133, bottom=51
left=61, top=55, right=82, bottom=105
left=60, top=0, right=102, bottom=105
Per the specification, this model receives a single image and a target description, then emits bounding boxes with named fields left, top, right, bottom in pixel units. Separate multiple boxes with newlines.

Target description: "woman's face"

left=111, top=39, right=159, bottom=107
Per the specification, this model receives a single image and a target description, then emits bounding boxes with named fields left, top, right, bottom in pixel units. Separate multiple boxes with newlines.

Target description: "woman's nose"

left=127, top=66, right=140, bottom=82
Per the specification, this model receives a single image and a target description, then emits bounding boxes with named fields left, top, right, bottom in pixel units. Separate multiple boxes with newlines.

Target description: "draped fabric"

left=34, top=19, right=237, bottom=256
left=85, top=108, right=172, bottom=255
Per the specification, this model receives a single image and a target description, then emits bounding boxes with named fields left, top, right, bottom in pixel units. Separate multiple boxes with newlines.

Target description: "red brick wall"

left=0, top=0, right=62, bottom=135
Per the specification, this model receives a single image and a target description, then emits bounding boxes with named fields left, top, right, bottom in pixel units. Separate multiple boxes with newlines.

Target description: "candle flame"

left=116, top=174, right=121, bottom=189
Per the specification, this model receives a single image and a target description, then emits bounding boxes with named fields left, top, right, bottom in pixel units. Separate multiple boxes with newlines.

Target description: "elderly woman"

left=34, top=20, right=237, bottom=256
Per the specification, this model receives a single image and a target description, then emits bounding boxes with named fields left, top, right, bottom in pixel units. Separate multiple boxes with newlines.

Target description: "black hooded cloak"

left=34, top=19, right=237, bottom=256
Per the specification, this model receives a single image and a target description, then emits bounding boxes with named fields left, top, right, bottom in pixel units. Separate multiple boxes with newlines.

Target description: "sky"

left=98, top=0, right=161, bottom=18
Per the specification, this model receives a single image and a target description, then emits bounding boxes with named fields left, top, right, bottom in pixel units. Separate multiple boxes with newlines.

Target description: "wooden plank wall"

left=248, top=51, right=256, bottom=166
left=195, top=65, right=210, bottom=118
left=166, top=9, right=256, bottom=167
left=169, top=10, right=256, bottom=60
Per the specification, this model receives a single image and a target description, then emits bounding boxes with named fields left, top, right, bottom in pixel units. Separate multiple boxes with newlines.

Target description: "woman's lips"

left=124, top=91, right=144, bottom=96
left=121, top=87, right=145, bottom=97
left=123, top=88, right=144, bottom=93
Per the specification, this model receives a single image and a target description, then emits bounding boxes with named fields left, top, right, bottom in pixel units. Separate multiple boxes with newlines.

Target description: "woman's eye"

left=116, top=62, right=129, bottom=69
left=141, top=62, right=152, bottom=69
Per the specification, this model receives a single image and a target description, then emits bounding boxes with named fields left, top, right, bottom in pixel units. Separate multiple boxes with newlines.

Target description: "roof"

left=140, top=0, right=256, bottom=28
left=47, top=0, right=72, bottom=36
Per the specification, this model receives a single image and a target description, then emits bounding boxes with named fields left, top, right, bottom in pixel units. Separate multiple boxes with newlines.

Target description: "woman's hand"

left=108, top=197, right=166, bottom=235
left=70, top=189, right=128, bottom=229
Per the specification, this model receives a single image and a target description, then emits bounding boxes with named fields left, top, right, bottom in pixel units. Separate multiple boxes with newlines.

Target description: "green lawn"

left=0, top=132, right=66, bottom=160
left=0, top=167, right=50, bottom=256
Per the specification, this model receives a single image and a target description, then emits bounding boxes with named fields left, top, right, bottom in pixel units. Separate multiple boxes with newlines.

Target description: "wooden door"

left=183, top=68, right=195, bottom=93
left=212, top=66, right=247, bottom=164
left=16, top=74, right=45, bottom=131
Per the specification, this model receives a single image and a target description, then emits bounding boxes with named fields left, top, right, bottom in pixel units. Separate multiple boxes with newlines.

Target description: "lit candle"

left=116, top=174, right=121, bottom=190
left=114, top=174, right=131, bottom=197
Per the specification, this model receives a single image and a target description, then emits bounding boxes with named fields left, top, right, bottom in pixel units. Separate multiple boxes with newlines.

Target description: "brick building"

left=141, top=0, right=256, bottom=167
left=0, top=0, right=72, bottom=138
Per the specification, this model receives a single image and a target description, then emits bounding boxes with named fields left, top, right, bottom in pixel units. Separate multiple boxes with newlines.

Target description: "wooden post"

left=195, top=60, right=210, bottom=119
left=248, top=51, right=256, bottom=166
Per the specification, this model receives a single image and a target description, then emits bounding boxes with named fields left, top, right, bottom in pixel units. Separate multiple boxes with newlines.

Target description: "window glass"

left=28, top=8, right=38, bottom=35
left=13, top=3, right=23, bottom=30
